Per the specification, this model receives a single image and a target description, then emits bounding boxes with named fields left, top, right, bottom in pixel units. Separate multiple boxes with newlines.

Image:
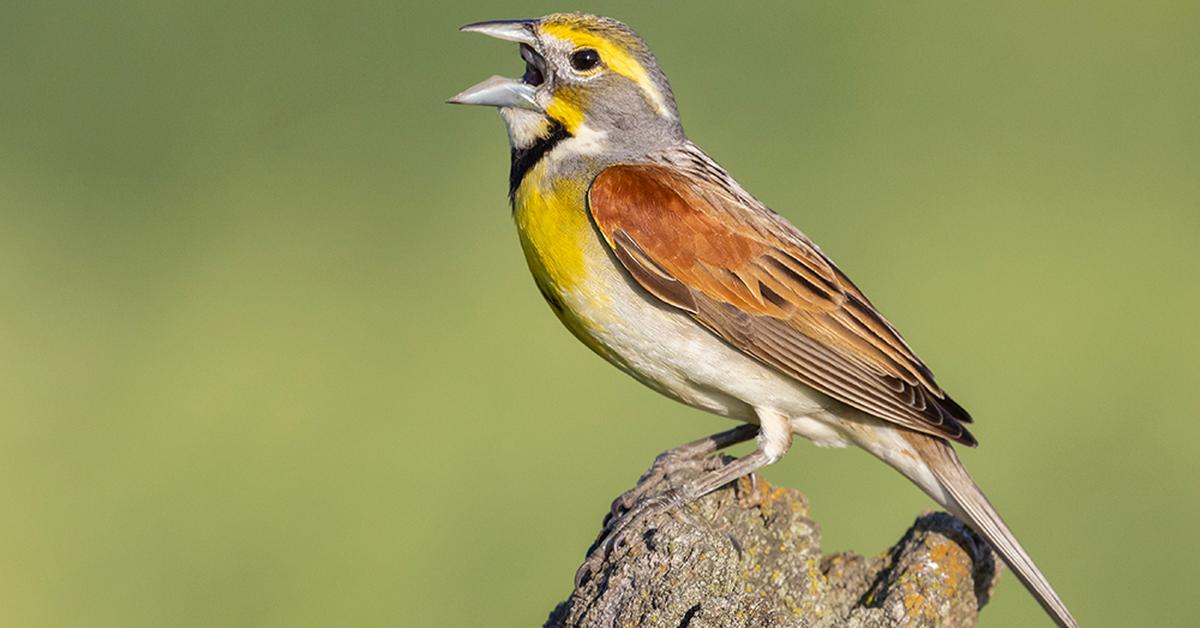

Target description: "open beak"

left=447, top=19, right=545, bottom=112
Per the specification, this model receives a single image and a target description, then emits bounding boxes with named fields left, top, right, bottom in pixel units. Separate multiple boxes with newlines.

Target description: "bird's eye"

left=570, top=48, right=601, bottom=72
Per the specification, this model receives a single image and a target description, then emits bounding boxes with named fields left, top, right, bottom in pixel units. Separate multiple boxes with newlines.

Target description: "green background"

left=3, top=2, right=1197, bottom=626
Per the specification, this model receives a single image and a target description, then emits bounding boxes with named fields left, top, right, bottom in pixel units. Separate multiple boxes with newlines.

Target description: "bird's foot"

left=574, top=425, right=760, bottom=588
left=574, top=486, right=698, bottom=588
left=604, top=448, right=725, bottom=520
left=606, top=424, right=757, bottom=518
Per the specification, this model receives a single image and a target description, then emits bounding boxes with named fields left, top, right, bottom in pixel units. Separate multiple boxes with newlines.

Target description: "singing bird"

left=449, top=13, right=1077, bottom=627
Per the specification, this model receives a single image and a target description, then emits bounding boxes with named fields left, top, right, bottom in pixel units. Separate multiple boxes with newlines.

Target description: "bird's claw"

left=574, top=488, right=690, bottom=588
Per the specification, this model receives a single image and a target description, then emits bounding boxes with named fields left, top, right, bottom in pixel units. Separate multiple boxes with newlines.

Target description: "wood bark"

left=546, top=454, right=999, bottom=627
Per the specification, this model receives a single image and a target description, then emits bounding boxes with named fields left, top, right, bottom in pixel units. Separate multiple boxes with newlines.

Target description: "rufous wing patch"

left=587, top=163, right=976, bottom=446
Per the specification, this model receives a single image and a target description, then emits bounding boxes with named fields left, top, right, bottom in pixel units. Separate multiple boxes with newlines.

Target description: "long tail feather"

left=910, top=435, right=1079, bottom=628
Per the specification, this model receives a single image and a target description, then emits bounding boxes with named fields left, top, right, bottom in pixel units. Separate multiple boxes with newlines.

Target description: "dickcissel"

left=450, top=13, right=1077, bottom=628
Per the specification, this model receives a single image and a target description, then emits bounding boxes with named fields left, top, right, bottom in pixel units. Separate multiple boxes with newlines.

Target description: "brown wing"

left=588, top=163, right=976, bottom=446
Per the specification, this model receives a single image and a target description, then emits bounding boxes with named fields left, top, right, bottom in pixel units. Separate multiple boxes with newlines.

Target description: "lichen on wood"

left=546, top=453, right=999, bottom=627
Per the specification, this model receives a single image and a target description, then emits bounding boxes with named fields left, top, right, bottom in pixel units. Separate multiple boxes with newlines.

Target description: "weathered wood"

left=547, top=454, right=999, bottom=627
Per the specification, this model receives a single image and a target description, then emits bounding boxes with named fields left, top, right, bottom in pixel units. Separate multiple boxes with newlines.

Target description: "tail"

left=907, top=434, right=1079, bottom=628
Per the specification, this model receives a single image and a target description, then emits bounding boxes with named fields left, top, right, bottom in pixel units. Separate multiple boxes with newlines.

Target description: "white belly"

left=561, top=240, right=853, bottom=448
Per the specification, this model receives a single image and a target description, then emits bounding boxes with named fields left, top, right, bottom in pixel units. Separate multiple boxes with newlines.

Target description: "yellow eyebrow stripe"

left=539, top=22, right=670, bottom=118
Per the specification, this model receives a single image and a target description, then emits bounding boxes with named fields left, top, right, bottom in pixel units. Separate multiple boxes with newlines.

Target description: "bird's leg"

left=658, top=423, right=761, bottom=460
left=610, top=423, right=759, bottom=514
left=576, top=414, right=792, bottom=588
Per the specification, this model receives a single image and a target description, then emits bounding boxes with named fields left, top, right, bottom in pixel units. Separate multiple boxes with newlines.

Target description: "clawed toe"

left=575, top=489, right=690, bottom=588
left=573, top=425, right=765, bottom=591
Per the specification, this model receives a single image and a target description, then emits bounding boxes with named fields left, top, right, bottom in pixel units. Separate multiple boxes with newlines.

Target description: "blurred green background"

left=2, top=1, right=1197, bottom=626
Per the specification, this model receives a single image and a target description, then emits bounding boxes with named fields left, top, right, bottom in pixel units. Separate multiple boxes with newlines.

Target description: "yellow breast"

left=513, top=163, right=590, bottom=295
left=512, top=161, right=614, bottom=358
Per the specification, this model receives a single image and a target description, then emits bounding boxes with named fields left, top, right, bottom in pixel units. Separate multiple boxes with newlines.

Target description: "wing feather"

left=588, top=161, right=976, bottom=445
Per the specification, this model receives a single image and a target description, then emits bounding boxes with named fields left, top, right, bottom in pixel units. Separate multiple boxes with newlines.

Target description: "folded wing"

left=588, top=163, right=976, bottom=445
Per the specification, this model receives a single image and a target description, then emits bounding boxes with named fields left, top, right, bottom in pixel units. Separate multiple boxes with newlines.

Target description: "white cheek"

left=549, top=124, right=607, bottom=159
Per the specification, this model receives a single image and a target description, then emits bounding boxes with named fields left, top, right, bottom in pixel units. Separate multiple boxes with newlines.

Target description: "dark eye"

left=570, top=48, right=600, bottom=72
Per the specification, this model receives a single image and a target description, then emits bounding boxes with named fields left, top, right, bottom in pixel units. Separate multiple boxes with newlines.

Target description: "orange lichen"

left=930, top=541, right=970, bottom=597
left=904, top=590, right=927, bottom=614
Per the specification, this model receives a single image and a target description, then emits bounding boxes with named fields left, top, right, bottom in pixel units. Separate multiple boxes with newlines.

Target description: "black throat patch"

left=509, top=121, right=571, bottom=202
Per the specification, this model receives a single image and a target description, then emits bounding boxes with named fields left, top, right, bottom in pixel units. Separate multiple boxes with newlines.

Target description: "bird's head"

left=448, top=13, right=683, bottom=155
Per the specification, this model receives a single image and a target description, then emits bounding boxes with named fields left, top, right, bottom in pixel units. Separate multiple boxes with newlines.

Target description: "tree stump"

left=546, top=453, right=999, bottom=627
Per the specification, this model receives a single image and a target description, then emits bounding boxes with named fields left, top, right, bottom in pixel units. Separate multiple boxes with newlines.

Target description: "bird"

left=448, top=13, right=1078, bottom=628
